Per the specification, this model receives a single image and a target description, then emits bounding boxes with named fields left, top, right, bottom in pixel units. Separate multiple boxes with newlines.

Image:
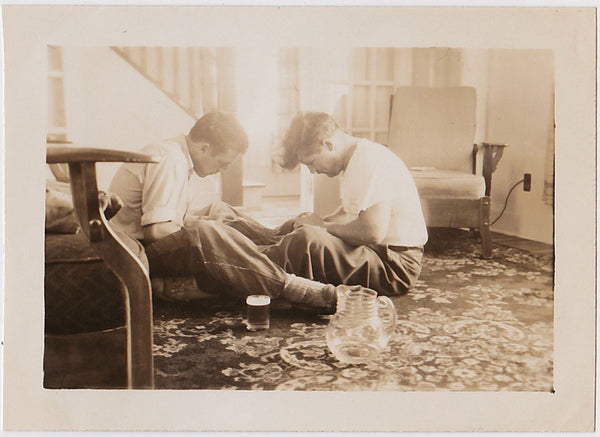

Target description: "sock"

left=281, top=274, right=337, bottom=311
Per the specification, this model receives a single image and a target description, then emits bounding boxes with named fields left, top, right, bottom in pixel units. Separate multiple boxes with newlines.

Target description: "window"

left=47, top=45, right=67, bottom=142
left=273, top=48, right=301, bottom=170
left=331, top=48, right=397, bottom=145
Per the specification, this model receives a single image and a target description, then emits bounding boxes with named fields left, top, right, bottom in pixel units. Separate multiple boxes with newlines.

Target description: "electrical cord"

left=490, top=178, right=525, bottom=226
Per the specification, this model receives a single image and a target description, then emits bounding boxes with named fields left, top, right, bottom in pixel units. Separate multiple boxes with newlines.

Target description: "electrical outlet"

left=523, top=173, right=532, bottom=191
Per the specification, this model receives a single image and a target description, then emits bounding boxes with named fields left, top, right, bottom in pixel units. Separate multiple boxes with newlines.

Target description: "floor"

left=153, top=224, right=555, bottom=391
left=491, top=231, right=554, bottom=256
left=239, top=195, right=303, bottom=228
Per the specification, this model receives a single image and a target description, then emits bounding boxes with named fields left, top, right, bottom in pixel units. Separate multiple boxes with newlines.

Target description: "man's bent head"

left=188, top=111, right=248, bottom=177
left=279, top=112, right=339, bottom=171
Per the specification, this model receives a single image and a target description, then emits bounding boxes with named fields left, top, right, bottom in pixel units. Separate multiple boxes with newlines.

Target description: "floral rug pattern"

left=152, top=230, right=554, bottom=391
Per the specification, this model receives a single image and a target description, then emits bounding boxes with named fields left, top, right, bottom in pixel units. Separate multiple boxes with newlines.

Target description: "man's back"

left=340, top=139, right=428, bottom=247
left=109, top=135, right=192, bottom=240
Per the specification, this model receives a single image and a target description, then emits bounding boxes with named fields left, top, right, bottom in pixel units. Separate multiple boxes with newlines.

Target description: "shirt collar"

left=177, top=134, right=195, bottom=177
left=341, top=140, right=365, bottom=176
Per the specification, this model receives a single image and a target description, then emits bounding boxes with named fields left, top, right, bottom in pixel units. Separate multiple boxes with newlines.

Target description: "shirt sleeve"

left=140, top=154, right=188, bottom=227
left=342, top=148, right=394, bottom=214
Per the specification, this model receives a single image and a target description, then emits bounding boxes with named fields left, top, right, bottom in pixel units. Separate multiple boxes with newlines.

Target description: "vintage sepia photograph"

left=43, top=45, right=555, bottom=391
left=3, top=5, right=596, bottom=432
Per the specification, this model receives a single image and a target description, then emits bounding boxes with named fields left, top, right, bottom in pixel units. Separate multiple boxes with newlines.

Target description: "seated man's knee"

left=289, top=225, right=329, bottom=247
left=203, top=200, right=237, bottom=220
left=209, top=200, right=232, bottom=211
left=186, top=218, right=222, bottom=234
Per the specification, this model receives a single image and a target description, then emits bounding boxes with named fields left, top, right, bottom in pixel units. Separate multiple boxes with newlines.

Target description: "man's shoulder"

left=356, top=139, right=404, bottom=165
left=139, top=136, right=189, bottom=169
left=143, top=135, right=186, bottom=156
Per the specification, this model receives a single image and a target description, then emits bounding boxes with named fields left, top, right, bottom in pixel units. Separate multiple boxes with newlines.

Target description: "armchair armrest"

left=47, top=146, right=160, bottom=164
left=472, top=142, right=508, bottom=196
left=47, top=146, right=158, bottom=241
left=46, top=144, right=158, bottom=389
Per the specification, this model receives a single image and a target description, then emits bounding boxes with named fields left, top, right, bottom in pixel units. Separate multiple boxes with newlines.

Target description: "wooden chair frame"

left=418, top=142, right=507, bottom=258
left=46, top=146, right=157, bottom=389
left=387, top=87, right=507, bottom=259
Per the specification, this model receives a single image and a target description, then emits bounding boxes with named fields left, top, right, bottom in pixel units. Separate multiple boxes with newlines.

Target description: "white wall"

left=484, top=49, right=554, bottom=244
left=235, top=45, right=278, bottom=190
left=61, top=47, right=221, bottom=209
left=460, top=49, right=491, bottom=145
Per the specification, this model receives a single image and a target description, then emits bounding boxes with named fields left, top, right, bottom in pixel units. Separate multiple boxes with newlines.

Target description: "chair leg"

left=95, top=229, right=154, bottom=389
left=68, top=162, right=154, bottom=389
left=480, top=196, right=492, bottom=258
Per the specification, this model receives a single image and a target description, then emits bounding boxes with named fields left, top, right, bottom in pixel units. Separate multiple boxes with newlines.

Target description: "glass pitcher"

left=326, top=286, right=397, bottom=364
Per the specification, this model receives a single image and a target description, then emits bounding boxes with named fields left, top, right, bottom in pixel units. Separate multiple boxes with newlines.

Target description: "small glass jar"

left=326, top=286, right=397, bottom=364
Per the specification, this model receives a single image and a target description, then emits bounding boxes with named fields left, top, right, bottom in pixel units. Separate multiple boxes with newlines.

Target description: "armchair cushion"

left=45, top=227, right=149, bottom=335
left=388, top=86, right=477, bottom=172
left=45, top=233, right=125, bottom=334
left=410, top=168, right=486, bottom=199
left=46, top=179, right=79, bottom=234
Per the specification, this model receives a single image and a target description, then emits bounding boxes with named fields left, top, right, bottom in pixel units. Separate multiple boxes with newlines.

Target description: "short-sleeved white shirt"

left=109, top=135, right=194, bottom=240
left=340, top=139, right=428, bottom=247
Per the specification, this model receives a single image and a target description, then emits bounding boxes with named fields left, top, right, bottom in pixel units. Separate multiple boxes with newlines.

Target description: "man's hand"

left=323, top=201, right=391, bottom=246
left=98, top=191, right=123, bottom=220
left=293, top=212, right=325, bottom=228
left=275, top=212, right=325, bottom=236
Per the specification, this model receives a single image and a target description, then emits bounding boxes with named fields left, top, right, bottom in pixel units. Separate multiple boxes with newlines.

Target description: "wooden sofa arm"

left=47, top=146, right=160, bottom=165
left=472, top=142, right=508, bottom=196
left=47, top=146, right=158, bottom=240
left=46, top=145, right=159, bottom=389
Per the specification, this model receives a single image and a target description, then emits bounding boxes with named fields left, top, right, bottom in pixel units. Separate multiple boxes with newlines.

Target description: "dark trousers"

left=264, top=225, right=423, bottom=296
left=143, top=219, right=288, bottom=299
left=143, top=202, right=423, bottom=297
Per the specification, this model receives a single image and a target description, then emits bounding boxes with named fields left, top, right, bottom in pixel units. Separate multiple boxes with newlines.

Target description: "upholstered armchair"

left=388, top=86, right=507, bottom=258
left=44, top=146, right=157, bottom=389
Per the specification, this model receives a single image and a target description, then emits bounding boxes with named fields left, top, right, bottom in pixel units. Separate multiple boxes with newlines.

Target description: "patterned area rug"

left=152, top=229, right=554, bottom=391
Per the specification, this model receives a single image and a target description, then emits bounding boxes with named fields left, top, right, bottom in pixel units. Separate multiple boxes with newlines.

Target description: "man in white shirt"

left=109, top=111, right=350, bottom=313
left=265, top=111, right=428, bottom=296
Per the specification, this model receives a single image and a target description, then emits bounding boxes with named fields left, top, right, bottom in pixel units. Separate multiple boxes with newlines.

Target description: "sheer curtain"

left=273, top=48, right=301, bottom=171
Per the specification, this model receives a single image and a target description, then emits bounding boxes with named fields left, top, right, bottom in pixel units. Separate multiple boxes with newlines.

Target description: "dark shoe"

left=290, top=301, right=336, bottom=316
left=294, top=284, right=375, bottom=315
left=289, top=284, right=340, bottom=315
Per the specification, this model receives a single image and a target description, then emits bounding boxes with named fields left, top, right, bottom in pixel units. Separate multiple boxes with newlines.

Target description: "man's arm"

left=324, top=201, right=391, bottom=246
left=143, top=221, right=182, bottom=243
left=138, top=146, right=189, bottom=243
left=323, top=206, right=353, bottom=224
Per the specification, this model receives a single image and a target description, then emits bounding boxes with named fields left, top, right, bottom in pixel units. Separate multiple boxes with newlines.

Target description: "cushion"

left=388, top=87, right=477, bottom=172
left=45, top=178, right=124, bottom=234
left=410, top=167, right=486, bottom=199
left=45, top=233, right=126, bottom=334
left=46, top=179, right=79, bottom=234
left=45, top=228, right=149, bottom=335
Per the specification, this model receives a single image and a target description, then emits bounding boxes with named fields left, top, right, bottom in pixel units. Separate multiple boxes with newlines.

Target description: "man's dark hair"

left=280, top=112, right=338, bottom=169
left=189, top=111, right=249, bottom=156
